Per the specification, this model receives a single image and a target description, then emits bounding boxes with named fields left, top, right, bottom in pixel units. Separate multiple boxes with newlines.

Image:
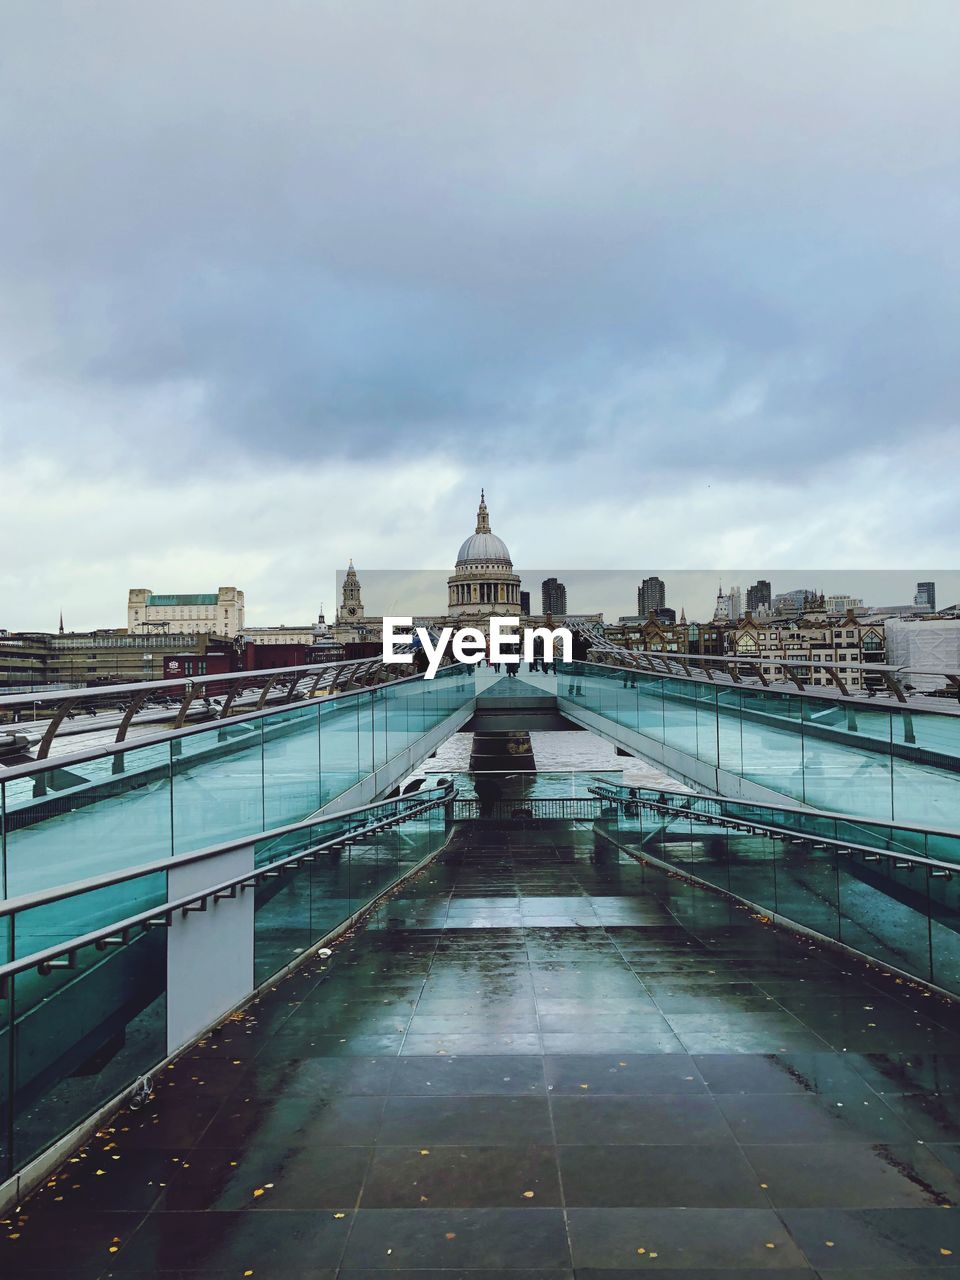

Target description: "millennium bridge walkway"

left=3, top=663, right=960, bottom=1275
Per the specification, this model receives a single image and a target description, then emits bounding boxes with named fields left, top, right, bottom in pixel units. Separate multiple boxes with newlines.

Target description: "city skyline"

left=6, top=567, right=959, bottom=636
left=332, top=569, right=960, bottom=631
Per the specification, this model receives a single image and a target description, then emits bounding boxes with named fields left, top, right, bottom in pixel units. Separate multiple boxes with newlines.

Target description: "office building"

left=746, top=580, right=772, bottom=613
left=915, top=581, right=937, bottom=612
left=541, top=576, right=568, bottom=616
left=128, top=587, right=245, bottom=637
left=638, top=576, right=666, bottom=617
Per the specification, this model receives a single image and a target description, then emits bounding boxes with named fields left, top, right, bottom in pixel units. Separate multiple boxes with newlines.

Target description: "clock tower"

left=337, top=561, right=365, bottom=624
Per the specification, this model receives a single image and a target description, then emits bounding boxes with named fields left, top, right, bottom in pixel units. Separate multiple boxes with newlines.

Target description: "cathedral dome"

left=448, top=490, right=520, bottom=618
left=456, top=531, right=511, bottom=564
left=455, top=491, right=512, bottom=566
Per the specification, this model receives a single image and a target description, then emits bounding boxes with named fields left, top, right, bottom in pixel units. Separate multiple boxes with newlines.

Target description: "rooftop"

left=143, top=594, right=220, bottom=606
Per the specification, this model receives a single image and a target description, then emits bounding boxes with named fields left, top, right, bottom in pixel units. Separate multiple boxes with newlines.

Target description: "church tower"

left=337, top=561, right=365, bottom=623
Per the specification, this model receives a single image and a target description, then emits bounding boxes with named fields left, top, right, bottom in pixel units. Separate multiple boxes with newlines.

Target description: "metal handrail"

left=590, top=785, right=959, bottom=875
left=565, top=624, right=960, bottom=706
left=0, top=655, right=383, bottom=710
left=587, top=779, right=960, bottom=841
left=0, top=786, right=455, bottom=995
left=0, top=783, right=455, bottom=919
left=0, top=666, right=472, bottom=783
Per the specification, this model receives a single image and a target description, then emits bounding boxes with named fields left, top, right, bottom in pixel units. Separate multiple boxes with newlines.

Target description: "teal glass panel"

left=800, top=695, right=892, bottom=817
left=253, top=865, right=312, bottom=986
left=433, top=666, right=457, bottom=724
left=837, top=855, right=932, bottom=981
left=636, top=674, right=665, bottom=743
left=262, top=704, right=321, bottom=828
left=926, top=829, right=960, bottom=865
left=374, top=825, right=402, bottom=899
left=253, top=822, right=328, bottom=870
left=0, top=914, right=10, bottom=1180
left=726, top=823, right=776, bottom=914
left=834, top=816, right=923, bottom=857
left=3, top=742, right=173, bottom=897
left=12, top=927, right=166, bottom=1172
left=738, top=690, right=804, bottom=799
left=397, top=804, right=444, bottom=880
left=1, top=779, right=6, bottom=900
left=396, top=680, right=426, bottom=756
left=929, top=875, right=960, bottom=997
left=357, top=697, right=376, bottom=780
left=598, top=665, right=633, bottom=732
left=407, top=680, right=428, bottom=741
left=774, top=840, right=840, bottom=941
left=891, top=705, right=960, bottom=830
left=382, top=680, right=408, bottom=760
left=172, top=719, right=264, bottom=855
left=423, top=672, right=446, bottom=733
left=372, top=687, right=391, bottom=770
left=318, top=696, right=361, bottom=806
left=347, top=828, right=382, bottom=914
left=309, top=841, right=353, bottom=942
left=662, top=676, right=698, bottom=757
left=13, top=873, right=167, bottom=982
left=565, top=658, right=960, bottom=831
left=660, top=807, right=727, bottom=896
left=693, top=682, right=719, bottom=766
left=715, top=688, right=742, bottom=777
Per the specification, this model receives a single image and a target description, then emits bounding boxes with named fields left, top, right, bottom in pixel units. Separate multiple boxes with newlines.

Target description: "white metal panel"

left=166, top=844, right=255, bottom=1054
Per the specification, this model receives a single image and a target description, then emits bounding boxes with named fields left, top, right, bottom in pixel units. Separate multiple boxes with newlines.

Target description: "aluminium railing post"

left=259, top=717, right=266, bottom=833
left=167, top=739, right=175, bottom=858
left=4, top=913, right=15, bottom=1182
left=315, top=700, right=322, bottom=812
left=925, top=862, right=935, bottom=986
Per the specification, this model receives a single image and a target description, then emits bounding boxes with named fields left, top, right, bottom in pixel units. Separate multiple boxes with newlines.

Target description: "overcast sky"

left=1, top=1, right=957, bottom=630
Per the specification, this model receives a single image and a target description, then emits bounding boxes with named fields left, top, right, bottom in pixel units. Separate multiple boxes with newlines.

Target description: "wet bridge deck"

left=8, top=820, right=960, bottom=1277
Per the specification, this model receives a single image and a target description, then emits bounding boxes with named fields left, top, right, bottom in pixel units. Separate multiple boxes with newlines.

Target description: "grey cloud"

left=0, top=0, right=958, bottom=489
